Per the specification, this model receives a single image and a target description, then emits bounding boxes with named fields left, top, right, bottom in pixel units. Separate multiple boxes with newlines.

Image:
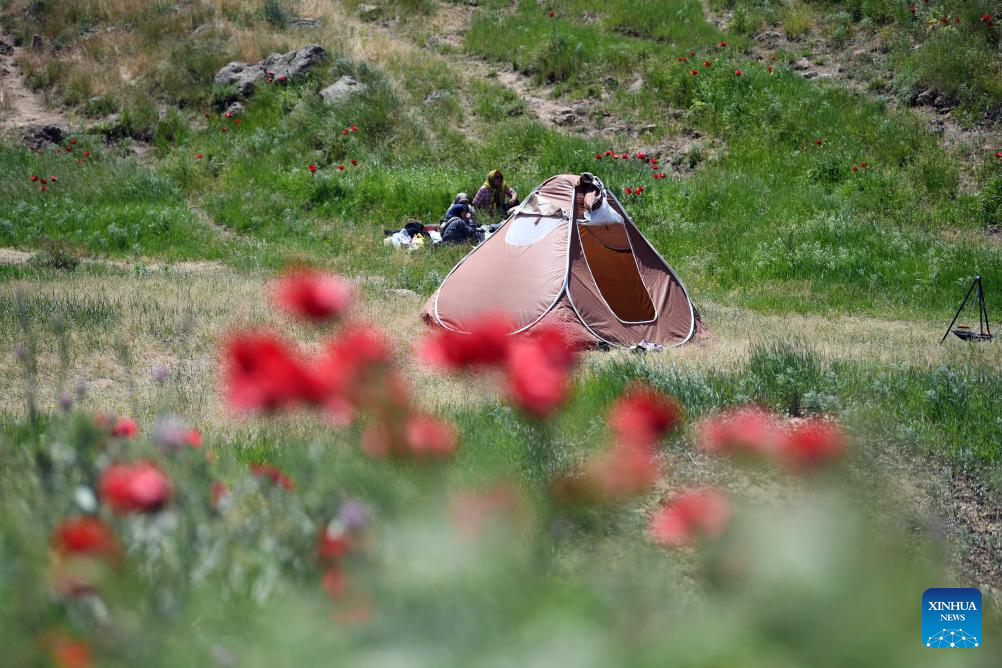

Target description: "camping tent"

left=421, top=173, right=699, bottom=348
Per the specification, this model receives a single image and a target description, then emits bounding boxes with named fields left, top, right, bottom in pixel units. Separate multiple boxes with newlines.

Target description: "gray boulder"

left=261, top=44, right=326, bottom=80
left=214, top=44, right=326, bottom=98
left=320, top=75, right=367, bottom=105
left=224, top=101, right=246, bottom=117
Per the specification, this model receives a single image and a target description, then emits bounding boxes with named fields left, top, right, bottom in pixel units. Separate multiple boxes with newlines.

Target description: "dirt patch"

left=0, top=29, right=65, bottom=135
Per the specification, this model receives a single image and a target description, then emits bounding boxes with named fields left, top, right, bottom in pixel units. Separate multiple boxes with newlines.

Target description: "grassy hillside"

left=2, top=1, right=1002, bottom=665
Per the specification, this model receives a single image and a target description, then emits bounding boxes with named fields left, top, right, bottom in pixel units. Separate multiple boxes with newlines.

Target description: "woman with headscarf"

left=472, top=169, right=518, bottom=216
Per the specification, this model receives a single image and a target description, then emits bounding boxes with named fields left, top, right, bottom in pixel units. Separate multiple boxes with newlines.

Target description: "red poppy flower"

left=278, top=75, right=287, bottom=82
left=696, top=405, right=779, bottom=458
left=690, top=69, right=698, bottom=75
left=185, top=428, right=202, bottom=448
left=636, top=185, right=645, bottom=194
left=768, top=65, right=774, bottom=72
left=70, top=139, right=77, bottom=145
left=51, top=638, right=92, bottom=668
left=689, top=51, right=696, bottom=56
left=351, top=125, right=358, bottom=132
left=526, top=323, right=578, bottom=369
left=994, top=152, right=1001, bottom=158
left=660, top=172, right=666, bottom=178
left=611, top=154, right=619, bottom=160
left=404, top=413, right=458, bottom=458
left=338, top=165, right=345, bottom=171
left=595, top=154, right=602, bottom=159
left=815, top=139, right=822, bottom=146
left=83, top=151, right=91, bottom=157
left=351, top=159, right=358, bottom=166
left=221, top=127, right=228, bottom=133
left=224, top=112, right=232, bottom=118
left=100, top=462, right=173, bottom=514
left=719, top=41, right=728, bottom=47
left=775, top=419, right=846, bottom=471
left=309, top=164, right=317, bottom=173
left=703, top=60, right=712, bottom=67
left=322, top=567, right=348, bottom=599
left=41, top=178, right=47, bottom=184
left=735, top=69, right=743, bottom=76
left=861, top=162, right=868, bottom=169
left=316, top=324, right=396, bottom=420
left=677, top=57, right=688, bottom=62
left=636, top=152, right=646, bottom=159
left=342, top=129, right=349, bottom=135
left=52, top=517, right=120, bottom=561
left=852, top=165, right=859, bottom=172
left=419, top=313, right=512, bottom=370
left=210, top=481, right=229, bottom=508
left=608, top=382, right=682, bottom=446
left=625, top=187, right=633, bottom=194
left=196, top=153, right=204, bottom=159
left=250, top=463, right=295, bottom=491
left=621, top=153, right=629, bottom=159
left=648, top=487, right=730, bottom=548
left=31, top=175, right=38, bottom=182
left=548, top=10, right=555, bottom=17
left=505, top=337, right=570, bottom=418
left=65, top=147, right=72, bottom=152
left=111, top=416, right=138, bottom=438
left=223, top=332, right=323, bottom=411
left=604, top=150, right=613, bottom=156
left=40, top=186, right=47, bottom=192
left=317, top=523, right=352, bottom=564
left=234, top=119, right=241, bottom=124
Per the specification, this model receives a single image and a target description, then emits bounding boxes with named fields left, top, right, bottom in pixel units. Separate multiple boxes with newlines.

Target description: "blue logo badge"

left=923, top=588, right=982, bottom=648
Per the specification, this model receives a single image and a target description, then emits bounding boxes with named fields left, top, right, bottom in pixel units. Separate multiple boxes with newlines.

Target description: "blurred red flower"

left=505, top=337, right=570, bottom=418
left=224, top=112, right=232, bottom=118
left=404, top=413, right=458, bottom=458
left=775, top=419, right=845, bottom=471
left=40, top=186, right=47, bottom=192
left=690, top=69, right=698, bottom=75
left=719, top=41, right=727, bottom=47
left=735, top=69, right=743, bottom=76
left=51, top=637, right=92, bottom=668
left=223, top=332, right=322, bottom=411
left=604, top=150, right=613, bottom=156
left=210, top=481, right=229, bottom=508
left=636, top=152, right=646, bottom=159
left=608, top=382, right=682, bottom=447
left=852, top=165, right=859, bottom=172
left=278, top=75, right=287, bottom=82
left=703, top=60, right=712, bottom=67
left=994, top=152, right=1001, bottom=158
left=351, top=159, right=359, bottom=166
left=309, top=164, right=317, bottom=173
left=196, top=153, right=204, bottom=159
left=636, top=185, right=645, bottom=194
left=250, top=463, right=295, bottom=491
left=111, top=416, right=138, bottom=438
left=338, top=165, right=345, bottom=171
left=696, top=405, right=778, bottom=458
left=815, top=139, right=822, bottom=145
left=419, top=313, right=512, bottom=370
left=595, top=153, right=602, bottom=159
left=768, top=65, right=774, bottom=72
left=317, top=524, right=352, bottom=563
left=625, top=187, right=633, bottom=194
left=185, top=428, right=202, bottom=448
left=272, top=267, right=353, bottom=323
left=648, top=487, right=730, bottom=548
left=621, top=152, right=629, bottom=159
left=83, top=151, right=91, bottom=157
left=52, top=517, right=120, bottom=561
left=322, top=567, right=348, bottom=599
left=548, top=10, right=555, bottom=17
left=351, top=124, right=359, bottom=132
left=41, top=178, right=47, bottom=184
left=316, top=324, right=396, bottom=420
left=31, top=175, right=38, bottom=182
left=342, top=129, right=350, bottom=135
left=861, top=162, right=868, bottom=169
left=100, top=462, right=173, bottom=514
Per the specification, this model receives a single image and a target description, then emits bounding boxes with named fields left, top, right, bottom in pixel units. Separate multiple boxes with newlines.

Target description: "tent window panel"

left=578, top=224, right=656, bottom=322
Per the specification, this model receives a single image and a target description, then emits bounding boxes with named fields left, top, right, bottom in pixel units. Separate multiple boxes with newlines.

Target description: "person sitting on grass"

left=472, top=169, right=519, bottom=216
left=443, top=192, right=475, bottom=225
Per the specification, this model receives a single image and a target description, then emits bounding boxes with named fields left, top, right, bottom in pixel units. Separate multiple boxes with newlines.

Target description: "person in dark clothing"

left=440, top=193, right=481, bottom=245
left=443, top=192, right=476, bottom=225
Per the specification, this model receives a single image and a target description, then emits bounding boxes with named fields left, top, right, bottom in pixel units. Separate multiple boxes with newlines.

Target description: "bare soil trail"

left=0, top=28, right=65, bottom=134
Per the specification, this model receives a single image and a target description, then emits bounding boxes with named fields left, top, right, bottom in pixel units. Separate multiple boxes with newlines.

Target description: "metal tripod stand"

left=940, top=275, right=993, bottom=343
